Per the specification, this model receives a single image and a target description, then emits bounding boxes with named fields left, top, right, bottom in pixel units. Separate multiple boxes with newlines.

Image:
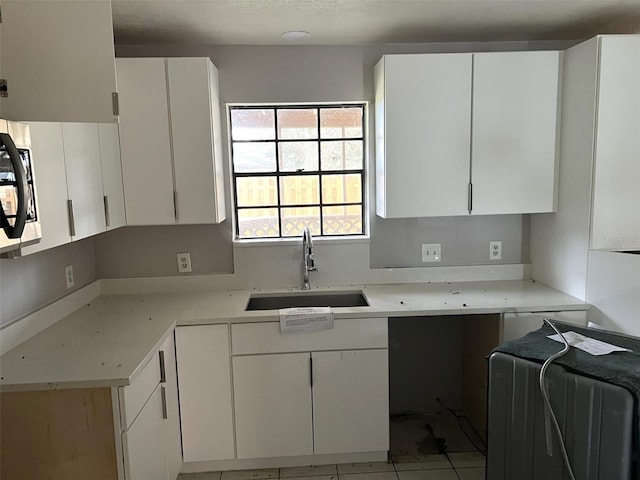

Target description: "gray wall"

left=95, top=225, right=233, bottom=278
left=389, top=316, right=464, bottom=414
left=104, top=40, right=571, bottom=277
left=0, top=238, right=96, bottom=326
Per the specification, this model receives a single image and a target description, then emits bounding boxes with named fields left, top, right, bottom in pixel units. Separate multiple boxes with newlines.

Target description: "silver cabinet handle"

left=158, top=350, right=166, bottom=383
left=161, top=385, right=168, bottom=420
left=103, top=195, right=110, bottom=227
left=468, top=183, right=473, bottom=214
left=173, top=190, right=178, bottom=221
left=67, top=199, right=76, bottom=237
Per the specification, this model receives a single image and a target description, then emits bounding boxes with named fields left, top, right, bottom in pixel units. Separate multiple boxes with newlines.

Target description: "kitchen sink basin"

left=245, top=291, right=369, bottom=311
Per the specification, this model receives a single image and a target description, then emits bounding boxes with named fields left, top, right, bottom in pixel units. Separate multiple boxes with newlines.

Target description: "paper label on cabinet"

left=279, top=307, right=334, bottom=333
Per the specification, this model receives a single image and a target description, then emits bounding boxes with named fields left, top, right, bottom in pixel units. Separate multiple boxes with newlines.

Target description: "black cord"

left=436, top=398, right=487, bottom=456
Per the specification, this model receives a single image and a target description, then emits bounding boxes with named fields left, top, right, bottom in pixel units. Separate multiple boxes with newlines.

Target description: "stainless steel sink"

left=245, top=291, right=369, bottom=311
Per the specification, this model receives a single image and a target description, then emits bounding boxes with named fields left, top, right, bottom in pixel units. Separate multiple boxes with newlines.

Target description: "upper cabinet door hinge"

left=0, top=79, right=7, bottom=98
left=112, top=92, right=119, bottom=116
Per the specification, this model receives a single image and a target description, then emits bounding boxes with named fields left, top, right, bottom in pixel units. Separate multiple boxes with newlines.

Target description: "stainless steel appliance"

left=1, top=119, right=41, bottom=254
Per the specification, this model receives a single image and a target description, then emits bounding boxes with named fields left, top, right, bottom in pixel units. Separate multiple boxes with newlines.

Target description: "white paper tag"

left=280, top=307, right=334, bottom=333
left=548, top=331, right=631, bottom=356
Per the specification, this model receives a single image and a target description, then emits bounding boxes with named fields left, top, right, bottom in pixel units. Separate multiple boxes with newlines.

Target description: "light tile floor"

left=178, top=454, right=486, bottom=480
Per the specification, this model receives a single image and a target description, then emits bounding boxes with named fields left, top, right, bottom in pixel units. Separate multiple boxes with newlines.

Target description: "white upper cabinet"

left=61, top=123, right=107, bottom=241
left=21, top=122, right=124, bottom=255
left=97, top=124, right=126, bottom=230
left=375, top=54, right=472, bottom=218
left=0, top=1, right=117, bottom=122
left=471, top=51, right=561, bottom=215
left=117, top=57, right=226, bottom=226
left=20, top=123, right=70, bottom=255
left=117, top=58, right=175, bottom=226
left=168, top=58, right=227, bottom=224
left=590, top=36, right=640, bottom=250
left=375, top=50, right=561, bottom=218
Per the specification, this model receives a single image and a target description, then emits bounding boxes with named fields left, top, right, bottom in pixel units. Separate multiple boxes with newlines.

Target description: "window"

left=229, top=104, right=366, bottom=239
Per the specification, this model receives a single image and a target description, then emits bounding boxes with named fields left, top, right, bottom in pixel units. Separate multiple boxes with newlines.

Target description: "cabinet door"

left=591, top=36, right=640, bottom=250
left=471, top=51, right=561, bottom=215
left=312, top=349, right=389, bottom=454
left=175, top=325, right=235, bottom=462
left=21, top=123, right=71, bottom=255
left=233, top=353, right=313, bottom=459
left=167, top=58, right=226, bottom=224
left=375, top=53, right=472, bottom=218
left=122, top=385, right=167, bottom=480
left=61, top=123, right=106, bottom=240
left=160, top=334, right=181, bottom=480
left=502, top=311, right=587, bottom=343
left=98, top=124, right=126, bottom=231
left=116, top=58, right=175, bottom=226
left=0, top=1, right=116, bottom=122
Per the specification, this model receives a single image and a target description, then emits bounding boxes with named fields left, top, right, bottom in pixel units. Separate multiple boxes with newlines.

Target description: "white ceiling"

left=111, top=0, right=640, bottom=46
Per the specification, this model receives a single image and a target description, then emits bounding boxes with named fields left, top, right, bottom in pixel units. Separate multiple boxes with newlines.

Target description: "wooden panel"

left=98, top=123, right=126, bottom=230
left=233, top=353, right=313, bottom=459
left=312, top=349, right=389, bottom=454
left=21, top=122, right=71, bottom=254
left=0, top=1, right=116, bottom=122
left=231, top=317, right=388, bottom=355
left=376, top=53, right=472, bottom=218
left=168, top=57, right=224, bottom=224
left=591, top=35, right=640, bottom=250
left=122, top=385, right=166, bottom=480
left=0, top=388, right=118, bottom=480
left=116, top=57, right=175, bottom=226
left=175, top=325, right=235, bottom=462
left=118, top=352, right=161, bottom=430
left=61, top=123, right=107, bottom=240
left=461, top=314, right=501, bottom=440
left=472, top=51, right=561, bottom=215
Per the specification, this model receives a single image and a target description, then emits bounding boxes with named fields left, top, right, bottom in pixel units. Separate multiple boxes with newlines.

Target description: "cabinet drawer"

left=118, top=352, right=162, bottom=430
left=231, top=317, right=388, bottom=355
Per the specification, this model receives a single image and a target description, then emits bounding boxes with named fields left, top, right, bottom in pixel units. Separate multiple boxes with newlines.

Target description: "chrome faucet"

left=301, top=227, right=318, bottom=290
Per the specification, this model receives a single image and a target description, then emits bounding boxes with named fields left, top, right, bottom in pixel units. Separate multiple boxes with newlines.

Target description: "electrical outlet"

left=490, top=240, right=503, bottom=260
left=177, top=252, right=192, bottom=273
left=65, top=265, right=74, bottom=289
left=422, top=243, right=441, bottom=263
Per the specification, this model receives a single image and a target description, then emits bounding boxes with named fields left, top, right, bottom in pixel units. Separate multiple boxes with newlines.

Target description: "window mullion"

left=274, top=106, right=283, bottom=238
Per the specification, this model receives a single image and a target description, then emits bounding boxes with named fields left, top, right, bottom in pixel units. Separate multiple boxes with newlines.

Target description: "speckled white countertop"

left=0, top=279, right=586, bottom=392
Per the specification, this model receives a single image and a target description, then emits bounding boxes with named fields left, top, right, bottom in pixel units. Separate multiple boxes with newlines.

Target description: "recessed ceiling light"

left=282, top=30, right=311, bottom=41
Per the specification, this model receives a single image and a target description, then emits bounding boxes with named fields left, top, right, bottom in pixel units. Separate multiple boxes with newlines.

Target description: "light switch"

left=422, top=243, right=441, bottom=263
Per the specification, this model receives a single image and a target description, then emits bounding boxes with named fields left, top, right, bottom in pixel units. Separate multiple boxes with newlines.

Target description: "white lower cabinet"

left=233, top=353, right=314, bottom=459
left=122, top=384, right=167, bottom=480
left=175, top=325, right=235, bottom=462
left=312, top=349, right=389, bottom=454
left=119, top=332, right=181, bottom=480
left=175, top=318, right=389, bottom=466
left=501, top=310, right=587, bottom=342
left=232, top=318, right=389, bottom=461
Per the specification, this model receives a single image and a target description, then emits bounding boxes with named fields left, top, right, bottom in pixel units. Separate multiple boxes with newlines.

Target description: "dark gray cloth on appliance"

left=493, top=322, right=640, bottom=469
